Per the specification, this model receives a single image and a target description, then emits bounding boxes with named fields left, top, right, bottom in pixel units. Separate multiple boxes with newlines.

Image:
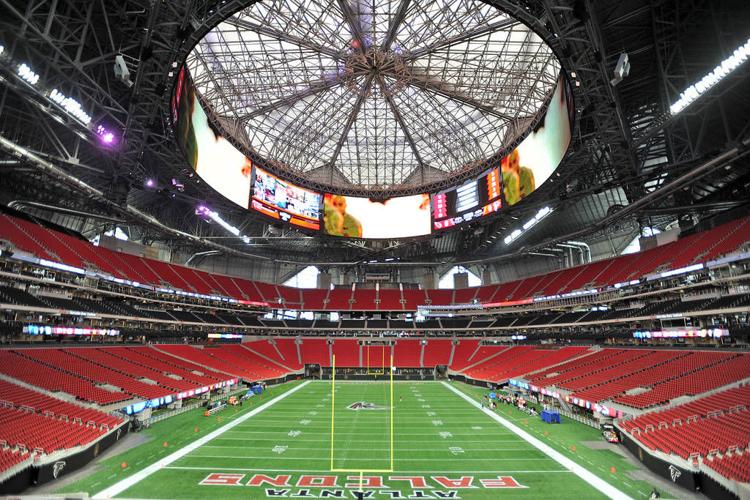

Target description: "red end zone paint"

left=296, top=475, right=339, bottom=487
left=199, top=473, right=245, bottom=486
left=345, top=476, right=386, bottom=488
left=246, top=474, right=292, bottom=487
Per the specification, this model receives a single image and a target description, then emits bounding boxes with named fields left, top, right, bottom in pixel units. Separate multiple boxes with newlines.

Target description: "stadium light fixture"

left=17, top=63, right=40, bottom=86
left=196, top=205, right=251, bottom=245
left=670, top=37, right=750, bottom=115
left=94, top=124, right=117, bottom=145
left=503, top=206, right=553, bottom=245
left=48, top=89, right=92, bottom=125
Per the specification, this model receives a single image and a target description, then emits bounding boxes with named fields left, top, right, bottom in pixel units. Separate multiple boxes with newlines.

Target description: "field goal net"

left=329, top=353, right=394, bottom=474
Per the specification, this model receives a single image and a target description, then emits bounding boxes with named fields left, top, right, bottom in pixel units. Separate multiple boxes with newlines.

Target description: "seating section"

left=393, top=339, right=422, bottom=367
left=619, top=385, right=750, bottom=469
left=71, top=348, right=197, bottom=392
left=209, top=344, right=288, bottom=379
left=620, top=385, right=750, bottom=435
left=20, top=349, right=173, bottom=400
left=526, top=349, right=645, bottom=388
left=364, top=345, right=390, bottom=370
left=451, top=343, right=506, bottom=371
left=378, top=289, right=402, bottom=310
left=0, top=379, right=122, bottom=429
left=273, top=338, right=303, bottom=370
left=154, top=344, right=290, bottom=380
left=0, top=406, right=107, bottom=455
left=613, top=353, right=750, bottom=408
left=627, top=409, right=750, bottom=461
left=299, top=338, right=330, bottom=366
left=448, top=339, right=483, bottom=371
left=332, top=339, right=360, bottom=367
left=520, top=348, right=750, bottom=410
left=1, top=212, right=750, bottom=311
left=0, top=447, right=32, bottom=476
left=244, top=339, right=302, bottom=370
left=705, top=453, right=750, bottom=484
left=102, top=347, right=224, bottom=387
left=422, top=339, right=453, bottom=367
left=326, top=289, right=353, bottom=311
left=463, top=346, right=590, bottom=382
left=0, top=379, right=124, bottom=474
left=0, top=350, right=130, bottom=405
left=0, top=345, right=243, bottom=408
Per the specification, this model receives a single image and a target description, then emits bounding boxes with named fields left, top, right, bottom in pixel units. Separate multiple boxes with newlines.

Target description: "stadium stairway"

left=241, top=340, right=299, bottom=371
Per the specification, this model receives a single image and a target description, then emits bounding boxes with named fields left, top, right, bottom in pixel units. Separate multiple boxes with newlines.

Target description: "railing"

left=557, top=408, right=599, bottom=428
left=143, top=401, right=202, bottom=426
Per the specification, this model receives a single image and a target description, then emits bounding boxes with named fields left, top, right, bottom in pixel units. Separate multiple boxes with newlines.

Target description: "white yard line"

left=163, top=466, right=573, bottom=474
left=201, top=445, right=532, bottom=452
left=442, top=381, right=633, bottom=500
left=185, top=454, right=550, bottom=461
left=92, top=381, right=311, bottom=499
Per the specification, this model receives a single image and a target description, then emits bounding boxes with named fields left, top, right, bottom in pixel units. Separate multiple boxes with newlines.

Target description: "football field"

left=67, top=379, right=663, bottom=499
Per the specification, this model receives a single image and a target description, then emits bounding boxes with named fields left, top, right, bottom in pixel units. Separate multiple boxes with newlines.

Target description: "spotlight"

left=95, top=124, right=117, bottom=145
left=18, top=63, right=40, bottom=86
left=670, top=37, right=750, bottom=114
left=49, top=89, right=91, bottom=124
left=145, top=178, right=156, bottom=188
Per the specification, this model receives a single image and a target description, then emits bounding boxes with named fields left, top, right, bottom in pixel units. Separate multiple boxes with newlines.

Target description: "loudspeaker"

left=114, top=55, right=133, bottom=88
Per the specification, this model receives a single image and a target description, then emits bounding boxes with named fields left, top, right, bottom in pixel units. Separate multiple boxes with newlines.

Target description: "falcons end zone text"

left=199, top=473, right=527, bottom=498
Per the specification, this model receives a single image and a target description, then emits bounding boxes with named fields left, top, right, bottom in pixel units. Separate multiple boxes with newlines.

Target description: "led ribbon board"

left=251, top=166, right=322, bottom=230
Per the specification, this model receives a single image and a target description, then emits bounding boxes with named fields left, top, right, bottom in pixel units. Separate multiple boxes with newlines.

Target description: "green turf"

left=57, top=380, right=665, bottom=499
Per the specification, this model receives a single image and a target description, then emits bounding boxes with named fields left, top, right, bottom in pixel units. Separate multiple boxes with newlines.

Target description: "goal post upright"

left=390, top=352, right=394, bottom=472
left=329, top=352, right=394, bottom=474
left=330, top=353, right=335, bottom=471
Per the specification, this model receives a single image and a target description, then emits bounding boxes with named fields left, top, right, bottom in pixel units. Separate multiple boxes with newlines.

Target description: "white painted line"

left=201, top=445, right=531, bottom=452
left=185, top=454, right=549, bottom=461
left=92, top=381, right=311, bottom=499
left=442, top=382, right=633, bottom=500
left=163, top=466, right=573, bottom=474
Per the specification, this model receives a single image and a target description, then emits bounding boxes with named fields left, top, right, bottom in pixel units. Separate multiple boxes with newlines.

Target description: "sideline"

left=92, top=380, right=311, bottom=499
left=442, top=381, right=633, bottom=500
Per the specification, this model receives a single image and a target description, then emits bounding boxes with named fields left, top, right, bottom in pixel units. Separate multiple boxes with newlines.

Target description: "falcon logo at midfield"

left=347, top=401, right=386, bottom=411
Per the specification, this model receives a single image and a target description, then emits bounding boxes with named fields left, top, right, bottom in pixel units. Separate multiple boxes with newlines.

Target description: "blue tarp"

left=541, top=410, right=561, bottom=424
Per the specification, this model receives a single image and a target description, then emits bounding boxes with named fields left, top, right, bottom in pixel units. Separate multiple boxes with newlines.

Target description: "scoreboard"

left=432, top=167, right=502, bottom=230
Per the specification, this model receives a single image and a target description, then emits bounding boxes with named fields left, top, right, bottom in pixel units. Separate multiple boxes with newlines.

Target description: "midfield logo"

left=348, top=401, right=386, bottom=411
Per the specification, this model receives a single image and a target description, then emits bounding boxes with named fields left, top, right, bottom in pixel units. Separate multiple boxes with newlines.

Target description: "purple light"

left=95, top=124, right=117, bottom=146
left=145, top=178, right=156, bottom=188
